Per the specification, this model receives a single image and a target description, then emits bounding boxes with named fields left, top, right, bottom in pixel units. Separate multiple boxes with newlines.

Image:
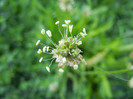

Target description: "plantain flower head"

left=36, top=20, right=87, bottom=72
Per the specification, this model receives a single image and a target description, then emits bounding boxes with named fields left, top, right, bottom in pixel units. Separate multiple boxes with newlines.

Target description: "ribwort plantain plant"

left=36, top=20, right=87, bottom=72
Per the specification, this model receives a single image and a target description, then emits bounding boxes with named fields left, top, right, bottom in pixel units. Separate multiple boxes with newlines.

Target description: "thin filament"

left=49, top=58, right=55, bottom=67
left=40, top=43, right=55, bottom=49
left=43, top=58, right=54, bottom=61
left=46, top=34, right=57, bottom=47
left=58, top=25, right=64, bottom=38
left=66, top=25, right=68, bottom=37
left=93, top=65, right=130, bottom=82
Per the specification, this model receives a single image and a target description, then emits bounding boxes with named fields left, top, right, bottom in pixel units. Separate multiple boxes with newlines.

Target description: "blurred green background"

left=0, top=0, right=133, bottom=99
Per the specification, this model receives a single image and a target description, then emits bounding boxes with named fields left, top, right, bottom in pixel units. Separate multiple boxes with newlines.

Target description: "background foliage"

left=0, top=0, right=133, bottom=99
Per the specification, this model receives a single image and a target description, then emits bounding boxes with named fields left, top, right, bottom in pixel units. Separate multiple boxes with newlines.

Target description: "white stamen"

left=80, top=32, right=87, bottom=38
left=46, top=30, right=52, bottom=37
left=73, top=64, right=78, bottom=70
left=39, top=57, right=43, bottom=63
left=55, top=21, right=59, bottom=25
left=80, top=32, right=85, bottom=37
left=46, top=66, right=50, bottom=72
left=65, top=20, right=71, bottom=24
left=36, top=40, right=40, bottom=46
left=83, top=28, right=86, bottom=34
left=59, top=68, right=64, bottom=72
left=62, top=24, right=67, bottom=27
left=43, top=46, right=46, bottom=53
left=41, top=29, right=45, bottom=35
left=47, top=46, right=49, bottom=52
left=69, top=25, right=73, bottom=33
left=37, top=49, right=42, bottom=54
